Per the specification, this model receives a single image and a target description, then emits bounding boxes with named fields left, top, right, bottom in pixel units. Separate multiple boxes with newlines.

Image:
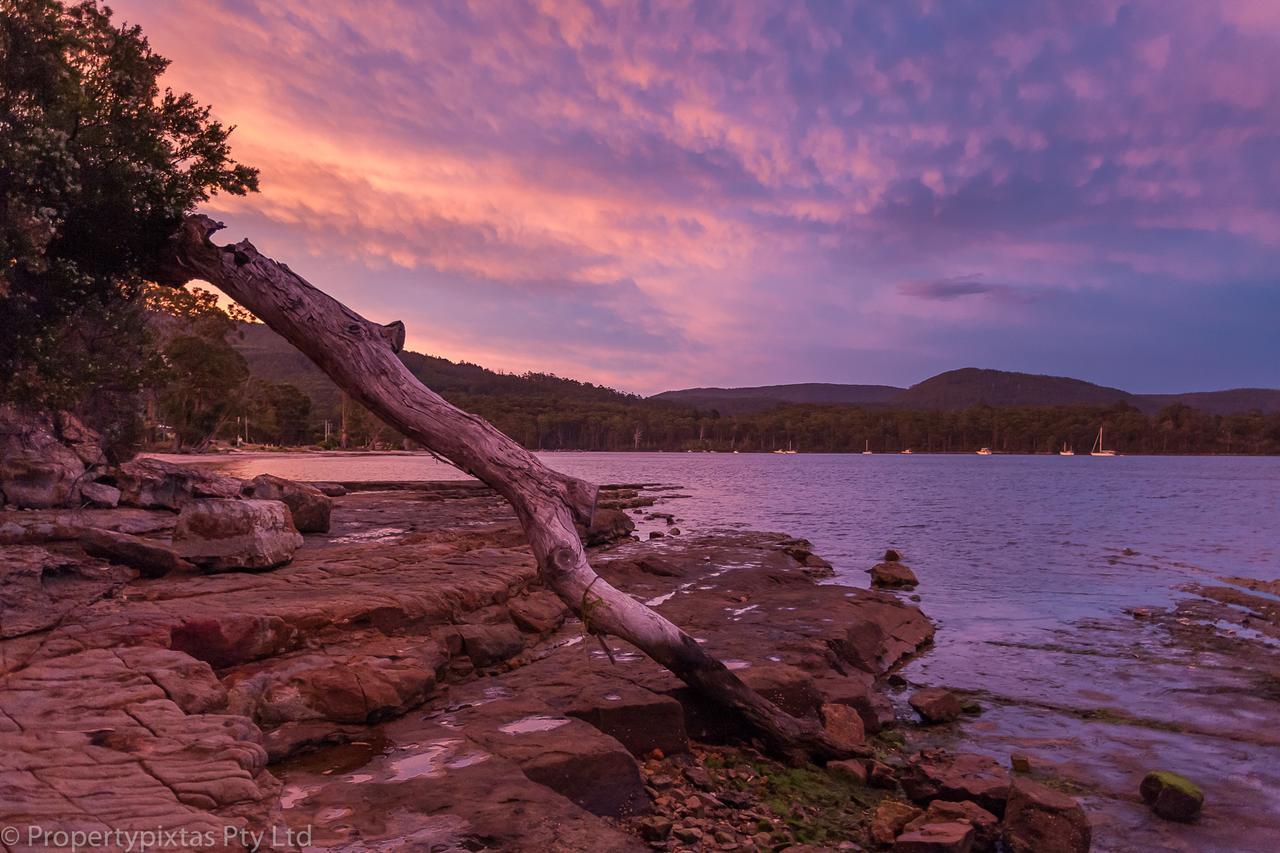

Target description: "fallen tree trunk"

left=157, top=214, right=844, bottom=761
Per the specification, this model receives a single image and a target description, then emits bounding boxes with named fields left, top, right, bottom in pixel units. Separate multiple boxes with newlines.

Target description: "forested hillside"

left=231, top=325, right=1280, bottom=454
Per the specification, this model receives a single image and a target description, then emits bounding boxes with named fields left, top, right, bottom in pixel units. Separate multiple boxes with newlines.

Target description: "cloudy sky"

left=115, top=0, right=1280, bottom=395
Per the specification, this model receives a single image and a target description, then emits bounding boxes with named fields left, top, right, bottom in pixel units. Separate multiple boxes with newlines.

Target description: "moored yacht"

left=1090, top=426, right=1117, bottom=457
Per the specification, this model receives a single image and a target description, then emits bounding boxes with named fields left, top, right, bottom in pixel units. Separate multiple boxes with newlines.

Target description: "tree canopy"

left=0, top=0, right=256, bottom=450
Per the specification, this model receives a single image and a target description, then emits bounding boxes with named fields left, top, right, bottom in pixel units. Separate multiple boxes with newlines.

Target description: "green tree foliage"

left=0, top=0, right=256, bottom=450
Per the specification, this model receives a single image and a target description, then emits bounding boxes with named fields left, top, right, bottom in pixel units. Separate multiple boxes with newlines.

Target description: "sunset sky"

left=113, top=0, right=1280, bottom=395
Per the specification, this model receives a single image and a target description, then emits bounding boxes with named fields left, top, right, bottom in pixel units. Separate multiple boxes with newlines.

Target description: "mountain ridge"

left=233, top=325, right=1280, bottom=418
left=655, top=367, right=1280, bottom=415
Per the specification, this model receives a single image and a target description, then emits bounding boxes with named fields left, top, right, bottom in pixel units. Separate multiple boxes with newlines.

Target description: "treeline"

left=443, top=397, right=1280, bottom=455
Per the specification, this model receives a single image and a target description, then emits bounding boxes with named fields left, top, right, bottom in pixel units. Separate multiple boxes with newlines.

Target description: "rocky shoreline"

left=0, top=409, right=1100, bottom=852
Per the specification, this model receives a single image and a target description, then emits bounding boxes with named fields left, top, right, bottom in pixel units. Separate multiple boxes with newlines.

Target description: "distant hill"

left=893, top=368, right=1134, bottom=409
left=652, top=383, right=903, bottom=414
left=655, top=367, right=1280, bottom=415
left=233, top=323, right=640, bottom=420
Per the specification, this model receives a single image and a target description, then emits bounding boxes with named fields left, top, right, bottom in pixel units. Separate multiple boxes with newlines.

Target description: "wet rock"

left=820, top=702, right=866, bottom=751
left=869, top=561, right=919, bottom=589
left=872, top=800, right=925, bottom=845
left=894, top=820, right=975, bottom=853
left=584, top=507, right=636, bottom=546
left=668, top=527, right=681, bottom=536
left=116, top=457, right=244, bottom=510
left=649, top=531, right=665, bottom=539
left=173, top=498, right=303, bottom=571
left=508, top=589, right=569, bottom=635
left=457, top=698, right=650, bottom=818
left=901, top=750, right=1012, bottom=817
left=1010, top=753, right=1032, bottom=773
left=250, top=473, right=332, bottom=533
left=909, top=687, right=964, bottom=724
left=561, top=682, right=690, bottom=758
left=455, top=622, right=525, bottom=667
left=79, top=481, right=121, bottom=508
left=828, top=758, right=868, bottom=785
left=308, top=480, right=348, bottom=497
left=739, top=663, right=823, bottom=718
left=1139, top=770, right=1203, bottom=822
left=79, top=527, right=194, bottom=578
left=884, top=549, right=903, bottom=562
left=1002, top=777, right=1090, bottom=853
left=905, top=801, right=999, bottom=851
left=0, top=407, right=88, bottom=509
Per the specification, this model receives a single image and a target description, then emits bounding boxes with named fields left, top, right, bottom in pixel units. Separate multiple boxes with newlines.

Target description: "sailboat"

left=772, top=440, right=798, bottom=455
left=976, top=447, right=993, bottom=456
left=1059, top=441, right=1075, bottom=456
left=862, top=440, right=873, bottom=455
left=1090, top=426, right=1117, bottom=457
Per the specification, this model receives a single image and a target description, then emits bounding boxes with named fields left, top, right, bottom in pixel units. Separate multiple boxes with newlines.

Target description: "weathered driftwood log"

left=157, top=214, right=843, bottom=761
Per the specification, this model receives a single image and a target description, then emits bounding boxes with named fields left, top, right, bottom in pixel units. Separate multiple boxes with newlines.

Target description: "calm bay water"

left=175, top=450, right=1280, bottom=850
left=190, top=451, right=1280, bottom=629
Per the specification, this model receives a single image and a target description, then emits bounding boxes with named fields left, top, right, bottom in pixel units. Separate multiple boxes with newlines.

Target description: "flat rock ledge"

left=0, top=480, right=935, bottom=851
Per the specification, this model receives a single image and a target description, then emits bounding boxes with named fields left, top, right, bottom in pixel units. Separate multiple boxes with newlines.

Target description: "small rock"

left=871, top=800, right=925, bottom=845
left=684, top=766, right=714, bottom=790
left=1139, top=770, right=1203, bottom=823
left=909, top=688, right=964, bottom=724
left=906, top=801, right=999, bottom=851
left=828, top=758, right=868, bottom=785
left=649, top=531, right=665, bottom=539
left=668, top=527, right=681, bottom=536
left=1010, top=753, right=1032, bottom=773
left=884, top=548, right=903, bottom=562
left=79, top=528, right=194, bottom=578
left=1002, top=777, right=1090, bottom=853
left=893, top=820, right=975, bottom=853
left=637, top=816, right=673, bottom=841
left=869, top=561, right=919, bottom=589
left=673, top=826, right=703, bottom=844
left=649, top=774, right=676, bottom=790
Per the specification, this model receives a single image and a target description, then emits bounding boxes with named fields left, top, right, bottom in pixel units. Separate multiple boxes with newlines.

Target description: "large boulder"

left=249, top=473, right=332, bottom=533
left=901, top=750, right=1012, bottom=817
left=115, top=457, right=243, bottom=510
left=0, top=406, right=93, bottom=508
left=1002, top=777, right=1091, bottom=853
left=584, top=508, right=635, bottom=546
left=173, top=498, right=303, bottom=571
left=1139, top=770, right=1203, bottom=822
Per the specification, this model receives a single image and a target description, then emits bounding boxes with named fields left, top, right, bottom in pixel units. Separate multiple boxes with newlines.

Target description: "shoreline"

left=2, top=445, right=1272, bottom=848
left=2, top=462, right=1095, bottom=851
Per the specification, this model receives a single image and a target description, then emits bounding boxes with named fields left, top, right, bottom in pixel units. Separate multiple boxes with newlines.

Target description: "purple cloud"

left=109, top=0, right=1280, bottom=393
